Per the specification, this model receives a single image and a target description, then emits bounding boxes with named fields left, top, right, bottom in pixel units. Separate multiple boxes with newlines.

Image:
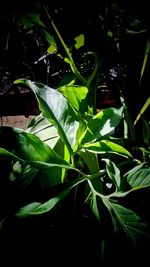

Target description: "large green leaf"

left=27, top=114, right=70, bottom=183
left=83, top=140, right=132, bottom=158
left=81, top=107, right=123, bottom=144
left=124, top=163, right=150, bottom=189
left=15, top=79, right=86, bottom=154
left=0, top=127, right=73, bottom=187
left=0, top=147, right=76, bottom=172
left=110, top=202, right=150, bottom=245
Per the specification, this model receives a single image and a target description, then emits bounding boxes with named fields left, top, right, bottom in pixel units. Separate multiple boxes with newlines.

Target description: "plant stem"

left=44, top=7, right=87, bottom=86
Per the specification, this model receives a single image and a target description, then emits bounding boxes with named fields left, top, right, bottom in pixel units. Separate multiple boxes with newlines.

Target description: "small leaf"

left=74, top=34, right=84, bottom=49
left=103, top=159, right=121, bottom=189
left=47, top=44, right=57, bottom=54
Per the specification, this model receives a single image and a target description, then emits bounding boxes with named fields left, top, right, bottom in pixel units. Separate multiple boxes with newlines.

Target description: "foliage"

left=0, top=75, right=150, bottom=263
left=0, top=1, right=150, bottom=265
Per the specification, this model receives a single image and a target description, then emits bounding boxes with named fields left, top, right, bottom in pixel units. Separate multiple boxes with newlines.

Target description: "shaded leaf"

left=22, top=13, right=46, bottom=29
left=91, top=194, right=101, bottom=220
left=16, top=177, right=86, bottom=217
left=110, top=202, right=150, bottom=245
left=103, top=159, right=121, bottom=189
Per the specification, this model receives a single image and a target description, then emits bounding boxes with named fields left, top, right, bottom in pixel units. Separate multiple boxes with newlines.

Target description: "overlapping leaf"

left=81, top=107, right=123, bottom=144
left=15, top=79, right=86, bottom=154
left=110, top=202, right=150, bottom=245
left=83, top=140, right=132, bottom=158
left=124, top=163, right=150, bottom=189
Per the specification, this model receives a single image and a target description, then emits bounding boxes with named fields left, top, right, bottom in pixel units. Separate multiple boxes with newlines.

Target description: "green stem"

left=117, top=85, right=135, bottom=141
left=44, top=7, right=87, bottom=86
left=86, top=51, right=99, bottom=87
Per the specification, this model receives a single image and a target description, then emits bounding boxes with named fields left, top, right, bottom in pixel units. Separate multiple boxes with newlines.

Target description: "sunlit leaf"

left=27, top=114, right=59, bottom=149
left=124, top=163, right=150, bottom=189
left=74, top=34, right=84, bottom=49
left=83, top=140, right=132, bottom=158
left=59, top=85, right=88, bottom=113
left=14, top=79, right=86, bottom=154
left=82, top=107, right=123, bottom=144
left=134, top=97, right=150, bottom=126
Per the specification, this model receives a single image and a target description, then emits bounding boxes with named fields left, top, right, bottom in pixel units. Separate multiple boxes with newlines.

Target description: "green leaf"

left=134, top=97, right=150, bottom=126
left=19, top=188, right=71, bottom=216
left=16, top=177, right=86, bottom=217
left=139, top=39, right=150, bottom=84
left=83, top=140, right=132, bottom=158
left=78, top=149, right=100, bottom=174
left=0, top=127, right=74, bottom=187
left=103, top=159, right=121, bottom=189
left=42, top=29, right=57, bottom=49
left=142, top=117, right=150, bottom=145
left=9, top=162, right=38, bottom=190
left=74, top=34, right=84, bottom=49
left=16, top=202, right=41, bottom=218
left=27, top=114, right=59, bottom=149
left=22, top=13, right=46, bottom=29
left=47, top=44, right=57, bottom=54
left=110, top=202, right=150, bottom=245
left=82, top=107, right=123, bottom=144
left=15, top=79, right=86, bottom=154
left=91, top=194, right=101, bottom=220
left=124, top=163, right=150, bottom=189
left=59, top=85, right=88, bottom=113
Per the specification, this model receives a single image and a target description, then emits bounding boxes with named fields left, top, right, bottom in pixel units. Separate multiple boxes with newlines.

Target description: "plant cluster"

left=0, top=1, right=150, bottom=265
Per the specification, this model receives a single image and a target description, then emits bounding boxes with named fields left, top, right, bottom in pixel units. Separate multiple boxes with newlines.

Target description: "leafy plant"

left=0, top=76, right=150, bottom=264
left=0, top=2, right=150, bottom=265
